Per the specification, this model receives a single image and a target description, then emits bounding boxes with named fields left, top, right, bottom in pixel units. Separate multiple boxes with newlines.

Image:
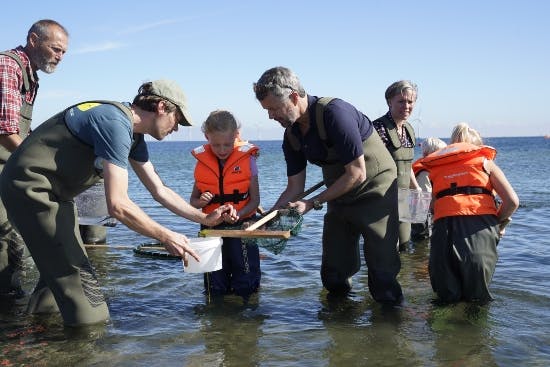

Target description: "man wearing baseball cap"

left=0, top=80, right=239, bottom=326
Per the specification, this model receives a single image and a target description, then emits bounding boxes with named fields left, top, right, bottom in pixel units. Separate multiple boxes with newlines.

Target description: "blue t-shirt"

left=64, top=102, right=149, bottom=169
left=283, top=95, right=373, bottom=176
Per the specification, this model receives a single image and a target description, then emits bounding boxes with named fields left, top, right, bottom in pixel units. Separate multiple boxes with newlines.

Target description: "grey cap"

left=150, top=79, right=192, bottom=126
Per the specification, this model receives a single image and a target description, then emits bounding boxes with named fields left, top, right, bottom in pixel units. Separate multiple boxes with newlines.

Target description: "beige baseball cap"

left=150, top=79, right=192, bottom=126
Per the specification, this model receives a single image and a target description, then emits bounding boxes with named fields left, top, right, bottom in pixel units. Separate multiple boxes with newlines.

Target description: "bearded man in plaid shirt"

left=0, top=19, right=68, bottom=298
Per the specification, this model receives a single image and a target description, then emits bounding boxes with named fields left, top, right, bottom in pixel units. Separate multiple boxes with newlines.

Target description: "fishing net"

left=242, top=208, right=303, bottom=254
left=133, top=242, right=181, bottom=260
left=133, top=209, right=304, bottom=260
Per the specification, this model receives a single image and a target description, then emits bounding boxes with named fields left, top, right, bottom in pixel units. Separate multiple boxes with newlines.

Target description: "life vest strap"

left=211, top=190, right=249, bottom=204
left=435, top=186, right=493, bottom=199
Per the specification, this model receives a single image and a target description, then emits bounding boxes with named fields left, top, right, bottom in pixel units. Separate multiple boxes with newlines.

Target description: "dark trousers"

left=204, top=237, right=261, bottom=299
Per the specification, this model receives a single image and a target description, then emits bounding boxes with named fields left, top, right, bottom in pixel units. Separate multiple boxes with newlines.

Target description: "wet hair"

left=27, top=19, right=69, bottom=41
left=253, top=66, right=306, bottom=101
left=132, top=81, right=182, bottom=121
left=385, top=80, right=418, bottom=102
left=421, top=137, right=447, bottom=157
left=201, top=110, right=241, bottom=135
left=450, top=122, right=483, bottom=145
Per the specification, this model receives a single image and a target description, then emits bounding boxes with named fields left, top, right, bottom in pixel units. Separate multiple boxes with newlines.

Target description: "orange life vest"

left=420, top=142, right=497, bottom=221
left=192, top=141, right=259, bottom=217
left=412, top=159, right=426, bottom=176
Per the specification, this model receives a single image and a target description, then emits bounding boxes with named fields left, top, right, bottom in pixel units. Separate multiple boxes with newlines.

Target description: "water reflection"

left=318, top=289, right=423, bottom=366
left=0, top=313, right=107, bottom=366
left=428, top=303, right=497, bottom=366
left=191, top=295, right=266, bottom=367
left=1, top=139, right=548, bottom=366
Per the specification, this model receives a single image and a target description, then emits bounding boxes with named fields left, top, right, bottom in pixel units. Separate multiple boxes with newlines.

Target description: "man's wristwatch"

left=312, top=199, right=323, bottom=210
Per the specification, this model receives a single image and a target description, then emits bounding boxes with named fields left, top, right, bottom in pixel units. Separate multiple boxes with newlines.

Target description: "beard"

left=277, top=108, right=300, bottom=128
left=35, top=54, right=58, bottom=74
left=277, top=119, right=292, bottom=129
left=39, top=62, right=57, bottom=74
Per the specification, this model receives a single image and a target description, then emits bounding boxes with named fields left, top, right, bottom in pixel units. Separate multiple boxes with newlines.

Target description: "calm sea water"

left=1, top=137, right=549, bottom=367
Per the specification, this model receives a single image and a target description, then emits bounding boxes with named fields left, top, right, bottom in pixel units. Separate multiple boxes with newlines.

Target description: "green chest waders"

left=0, top=52, right=34, bottom=295
left=373, top=115, right=416, bottom=188
left=0, top=101, right=132, bottom=325
left=373, top=115, right=416, bottom=247
left=319, top=132, right=403, bottom=303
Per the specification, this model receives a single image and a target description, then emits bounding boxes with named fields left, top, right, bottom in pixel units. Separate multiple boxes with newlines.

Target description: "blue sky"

left=2, top=0, right=548, bottom=141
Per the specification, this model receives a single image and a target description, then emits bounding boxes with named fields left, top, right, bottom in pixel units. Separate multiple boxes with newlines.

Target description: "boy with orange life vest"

left=419, top=123, right=518, bottom=303
left=190, top=110, right=261, bottom=301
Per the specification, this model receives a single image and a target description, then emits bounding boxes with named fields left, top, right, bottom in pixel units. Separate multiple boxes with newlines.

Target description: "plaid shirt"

left=0, top=46, right=39, bottom=135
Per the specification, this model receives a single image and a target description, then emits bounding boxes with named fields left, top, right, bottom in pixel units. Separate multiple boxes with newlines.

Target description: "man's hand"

left=203, top=204, right=239, bottom=227
left=287, top=200, right=309, bottom=214
left=163, top=232, right=200, bottom=267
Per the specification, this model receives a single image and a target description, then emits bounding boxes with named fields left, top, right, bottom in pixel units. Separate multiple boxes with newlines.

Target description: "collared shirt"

left=373, top=111, right=414, bottom=148
left=0, top=46, right=39, bottom=135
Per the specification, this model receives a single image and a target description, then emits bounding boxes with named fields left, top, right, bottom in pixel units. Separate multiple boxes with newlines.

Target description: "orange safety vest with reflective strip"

left=420, top=142, right=497, bottom=221
left=192, top=141, right=259, bottom=217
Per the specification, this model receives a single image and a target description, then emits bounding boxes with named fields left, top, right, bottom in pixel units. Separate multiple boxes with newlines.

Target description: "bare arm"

left=416, top=171, right=432, bottom=192
left=102, top=160, right=199, bottom=263
left=291, top=154, right=366, bottom=213
left=0, top=134, right=23, bottom=152
left=409, top=167, right=421, bottom=190
left=238, top=174, right=260, bottom=218
left=485, top=160, right=519, bottom=221
left=271, top=169, right=306, bottom=211
left=130, top=159, right=237, bottom=226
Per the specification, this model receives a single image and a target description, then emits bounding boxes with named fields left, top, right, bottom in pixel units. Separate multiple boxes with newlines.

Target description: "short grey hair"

left=253, top=66, right=306, bottom=101
left=421, top=137, right=447, bottom=157
left=385, top=80, right=418, bottom=102
left=27, top=19, right=68, bottom=41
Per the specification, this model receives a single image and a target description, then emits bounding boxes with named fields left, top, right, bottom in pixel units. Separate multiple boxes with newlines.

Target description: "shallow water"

left=1, top=137, right=548, bottom=366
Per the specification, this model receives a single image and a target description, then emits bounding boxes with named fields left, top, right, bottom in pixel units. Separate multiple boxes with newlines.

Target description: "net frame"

left=242, top=208, right=303, bottom=254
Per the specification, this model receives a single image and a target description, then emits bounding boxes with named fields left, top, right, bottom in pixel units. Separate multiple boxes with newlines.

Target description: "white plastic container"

left=398, top=188, right=432, bottom=223
left=74, top=181, right=117, bottom=226
left=183, top=237, right=223, bottom=273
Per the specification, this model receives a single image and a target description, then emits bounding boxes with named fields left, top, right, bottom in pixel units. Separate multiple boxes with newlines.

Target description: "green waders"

left=79, top=226, right=107, bottom=244
left=373, top=115, right=416, bottom=249
left=320, top=132, right=403, bottom=303
left=0, top=111, right=112, bottom=326
left=0, top=52, right=33, bottom=296
left=429, top=214, right=500, bottom=304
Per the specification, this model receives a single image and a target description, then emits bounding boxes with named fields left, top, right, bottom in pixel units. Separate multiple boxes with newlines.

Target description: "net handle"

left=256, top=180, right=324, bottom=216
left=294, top=180, right=324, bottom=201
left=246, top=210, right=279, bottom=231
left=293, top=180, right=325, bottom=201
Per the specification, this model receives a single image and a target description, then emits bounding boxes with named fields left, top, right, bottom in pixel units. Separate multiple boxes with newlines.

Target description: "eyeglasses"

left=253, top=82, right=295, bottom=100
